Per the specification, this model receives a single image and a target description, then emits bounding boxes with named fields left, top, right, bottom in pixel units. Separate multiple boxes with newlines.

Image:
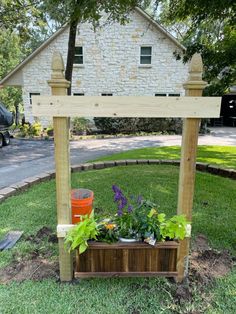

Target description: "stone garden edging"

left=0, top=159, right=236, bottom=203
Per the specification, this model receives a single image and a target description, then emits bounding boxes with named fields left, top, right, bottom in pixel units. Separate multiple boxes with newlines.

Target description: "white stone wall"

left=22, top=10, right=188, bottom=125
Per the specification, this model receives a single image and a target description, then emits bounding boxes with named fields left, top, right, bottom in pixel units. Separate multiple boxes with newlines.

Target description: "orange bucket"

left=71, top=189, right=94, bottom=224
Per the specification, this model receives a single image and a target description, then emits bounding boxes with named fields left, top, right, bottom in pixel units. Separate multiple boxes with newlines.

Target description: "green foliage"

left=19, top=124, right=30, bottom=138
left=46, top=126, right=54, bottom=136
left=111, top=186, right=189, bottom=241
left=19, top=122, right=42, bottom=137
left=159, top=214, right=189, bottom=240
left=71, top=117, right=92, bottom=135
left=94, top=117, right=183, bottom=134
left=30, top=122, right=42, bottom=136
left=43, top=0, right=150, bottom=25
left=64, top=214, right=98, bottom=254
left=0, top=0, right=48, bottom=43
left=157, top=0, right=236, bottom=94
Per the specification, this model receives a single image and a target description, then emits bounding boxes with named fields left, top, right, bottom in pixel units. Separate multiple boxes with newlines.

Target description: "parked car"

left=0, top=102, right=13, bottom=148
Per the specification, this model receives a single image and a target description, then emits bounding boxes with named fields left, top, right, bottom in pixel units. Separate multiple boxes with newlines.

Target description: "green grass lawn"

left=0, top=163, right=236, bottom=313
left=94, top=145, right=236, bottom=169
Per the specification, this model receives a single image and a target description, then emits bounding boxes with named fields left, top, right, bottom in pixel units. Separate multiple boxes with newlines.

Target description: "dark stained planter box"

left=75, top=241, right=179, bottom=278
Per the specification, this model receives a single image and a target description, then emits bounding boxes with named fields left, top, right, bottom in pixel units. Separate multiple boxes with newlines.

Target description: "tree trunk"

left=14, top=103, right=19, bottom=125
left=65, top=19, right=79, bottom=95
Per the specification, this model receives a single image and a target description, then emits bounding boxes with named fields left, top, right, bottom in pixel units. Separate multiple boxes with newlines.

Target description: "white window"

left=101, top=93, right=113, bottom=96
left=74, top=46, right=83, bottom=64
left=140, top=46, right=152, bottom=65
left=29, top=92, right=40, bottom=105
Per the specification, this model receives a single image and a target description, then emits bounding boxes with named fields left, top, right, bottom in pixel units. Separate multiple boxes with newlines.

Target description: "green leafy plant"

left=19, top=121, right=42, bottom=137
left=46, top=126, right=53, bottom=136
left=159, top=214, right=189, bottom=241
left=64, top=214, right=98, bottom=254
left=19, top=123, right=30, bottom=137
left=96, top=219, right=118, bottom=243
left=112, top=185, right=189, bottom=242
left=71, top=117, right=92, bottom=135
left=29, top=122, right=42, bottom=136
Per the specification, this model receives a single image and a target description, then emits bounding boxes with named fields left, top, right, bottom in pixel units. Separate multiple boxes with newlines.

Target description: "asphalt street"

left=0, top=127, right=235, bottom=189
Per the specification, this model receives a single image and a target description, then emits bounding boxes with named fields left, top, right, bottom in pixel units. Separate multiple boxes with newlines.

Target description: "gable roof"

left=0, top=7, right=185, bottom=86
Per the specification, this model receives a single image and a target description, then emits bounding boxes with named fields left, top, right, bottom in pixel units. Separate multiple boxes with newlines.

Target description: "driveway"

left=0, top=127, right=235, bottom=189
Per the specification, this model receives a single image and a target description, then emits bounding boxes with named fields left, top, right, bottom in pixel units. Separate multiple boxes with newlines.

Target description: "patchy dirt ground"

left=189, top=234, right=233, bottom=284
left=0, top=230, right=234, bottom=288
left=174, top=234, right=234, bottom=306
left=0, top=259, right=59, bottom=284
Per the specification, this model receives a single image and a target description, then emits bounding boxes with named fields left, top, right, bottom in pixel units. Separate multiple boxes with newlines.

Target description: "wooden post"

left=48, top=52, right=73, bottom=281
left=177, top=54, right=207, bottom=282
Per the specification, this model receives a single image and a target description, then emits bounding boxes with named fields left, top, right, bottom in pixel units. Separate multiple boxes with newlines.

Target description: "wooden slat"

left=32, top=95, right=221, bottom=118
left=84, top=241, right=179, bottom=249
left=74, top=271, right=178, bottom=278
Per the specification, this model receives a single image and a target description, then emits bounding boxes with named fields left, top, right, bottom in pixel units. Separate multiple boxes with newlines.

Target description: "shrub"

left=46, top=126, right=54, bottom=136
left=29, top=122, right=42, bottom=136
left=71, top=117, right=92, bottom=135
left=19, top=124, right=30, bottom=137
left=19, top=121, right=42, bottom=137
left=94, top=117, right=183, bottom=134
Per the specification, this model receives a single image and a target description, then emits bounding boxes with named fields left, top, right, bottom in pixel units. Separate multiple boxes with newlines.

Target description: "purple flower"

left=127, top=205, right=133, bottom=213
left=121, top=195, right=127, bottom=208
left=114, top=191, right=122, bottom=202
left=117, top=209, right=123, bottom=216
left=112, top=185, right=121, bottom=194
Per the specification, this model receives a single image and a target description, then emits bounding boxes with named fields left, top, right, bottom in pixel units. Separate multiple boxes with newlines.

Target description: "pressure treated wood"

left=32, top=95, right=221, bottom=118
left=48, top=52, right=73, bottom=281
left=177, top=53, right=207, bottom=282
left=74, top=272, right=178, bottom=278
left=40, top=51, right=222, bottom=283
left=75, top=241, right=179, bottom=277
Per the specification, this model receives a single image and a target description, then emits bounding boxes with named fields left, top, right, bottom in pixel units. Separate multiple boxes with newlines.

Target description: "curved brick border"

left=0, top=159, right=236, bottom=203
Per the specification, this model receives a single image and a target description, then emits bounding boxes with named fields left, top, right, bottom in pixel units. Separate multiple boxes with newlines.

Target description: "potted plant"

left=64, top=185, right=190, bottom=278
left=64, top=214, right=98, bottom=254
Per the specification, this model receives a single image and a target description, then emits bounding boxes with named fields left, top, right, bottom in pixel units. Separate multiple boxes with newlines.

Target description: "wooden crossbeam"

left=32, top=95, right=221, bottom=118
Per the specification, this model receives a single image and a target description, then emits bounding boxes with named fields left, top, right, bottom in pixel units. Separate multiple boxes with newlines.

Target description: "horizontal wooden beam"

left=32, top=96, right=221, bottom=118
left=74, top=271, right=178, bottom=278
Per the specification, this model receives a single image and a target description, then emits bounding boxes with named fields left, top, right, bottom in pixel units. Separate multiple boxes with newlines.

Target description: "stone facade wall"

left=22, top=10, right=188, bottom=125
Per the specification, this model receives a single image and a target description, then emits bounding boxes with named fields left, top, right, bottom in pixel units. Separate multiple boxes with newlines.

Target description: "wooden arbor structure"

left=32, top=52, right=221, bottom=282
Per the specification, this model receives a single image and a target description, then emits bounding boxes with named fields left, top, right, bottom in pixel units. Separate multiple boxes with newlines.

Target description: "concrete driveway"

left=0, top=127, right=235, bottom=189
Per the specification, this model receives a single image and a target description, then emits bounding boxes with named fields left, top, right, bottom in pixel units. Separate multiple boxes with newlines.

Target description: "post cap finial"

left=188, top=53, right=203, bottom=81
left=51, top=51, right=65, bottom=79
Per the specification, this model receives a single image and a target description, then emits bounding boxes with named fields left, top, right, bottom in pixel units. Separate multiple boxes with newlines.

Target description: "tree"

left=43, top=0, right=150, bottom=94
left=156, top=0, right=236, bottom=95
left=0, top=29, right=23, bottom=121
left=0, top=1, right=54, bottom=122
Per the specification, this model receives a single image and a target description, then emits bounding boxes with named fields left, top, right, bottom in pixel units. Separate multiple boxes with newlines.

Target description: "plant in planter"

left=65, top=214, right=98, bottom=254
left=111, top=185, right=189, bottom=244
left=65, top=186, right=190, bottom=277
left=96, top=218, right=118, bottom=243
left=65, top=185, right=190, bottom=253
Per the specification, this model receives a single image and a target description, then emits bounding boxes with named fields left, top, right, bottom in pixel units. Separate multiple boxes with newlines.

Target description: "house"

left=0, top=7, right=188, bottom=126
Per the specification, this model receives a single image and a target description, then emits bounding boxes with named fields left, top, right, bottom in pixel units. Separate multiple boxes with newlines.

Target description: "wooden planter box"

left=75, top=241, right=179, bottom=278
